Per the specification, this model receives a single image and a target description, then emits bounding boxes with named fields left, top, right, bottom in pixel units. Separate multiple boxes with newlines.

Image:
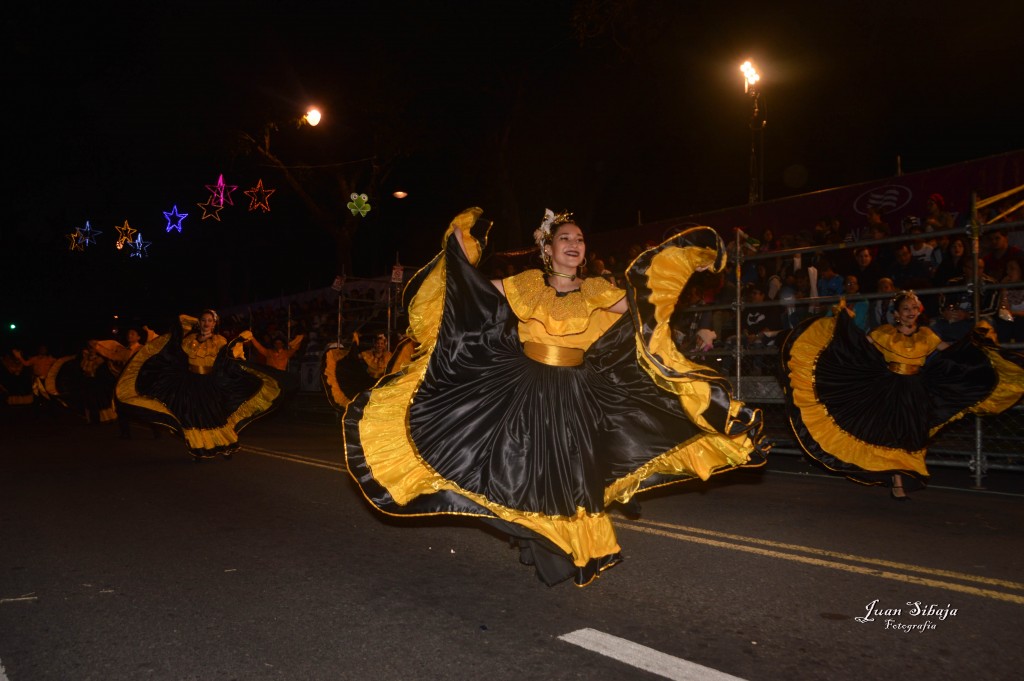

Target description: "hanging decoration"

left=76, top=220, right=102, bottom=248
left=115, top=220, right=137, bottom=249
left=66, top=230, right=84, bottom=251
left=163, top=205, right=189, bottom=232
left=196, top=196, right=224, bottom=221
left=205, top=173, right=238, bottom=207
left=347, top=193, right=371, bottom=217
left=244, top=179, right=275, bottom=213
left=129, top=232, right=151, bottom=258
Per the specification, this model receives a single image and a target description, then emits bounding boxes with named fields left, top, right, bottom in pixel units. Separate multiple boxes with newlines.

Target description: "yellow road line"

left=618, top=520, right=1024, bottom=605
left=622, top=518, right=1024, bottom=591
left=237, top=444, right=1023, bottom=604
left=239, top=445, right=344, bottom=472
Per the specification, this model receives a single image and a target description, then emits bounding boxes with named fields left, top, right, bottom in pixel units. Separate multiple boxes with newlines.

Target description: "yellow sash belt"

left=522, top=342, right=584, bottom=367
left=887, top=362, right=920, bottom=375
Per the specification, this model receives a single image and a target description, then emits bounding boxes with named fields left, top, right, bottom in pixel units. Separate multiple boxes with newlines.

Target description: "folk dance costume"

left=321, top=340, right=381, bottom=412
left=44, top=348, right=117, bottom=423
left=116, top=314, right=282, bottom=459
left=322, top=335, right=414, bottom=412
left=360, top=339, right=392, bottom=381
left=780, top=301, right=1024, bottom=492
left=93, top=329, right=161, bottom=438
left=344, top=208, right=768, bottom=586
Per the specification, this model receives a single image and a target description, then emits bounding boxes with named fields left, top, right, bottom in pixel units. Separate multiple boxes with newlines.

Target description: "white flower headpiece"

left=532, top=208, right=574, bottom=250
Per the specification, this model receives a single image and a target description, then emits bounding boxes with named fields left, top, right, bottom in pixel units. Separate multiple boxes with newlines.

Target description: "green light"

left=8, top=323, right=15, bottom=330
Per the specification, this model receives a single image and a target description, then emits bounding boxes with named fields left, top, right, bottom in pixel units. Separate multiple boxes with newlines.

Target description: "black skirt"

left=780, top=310, right=1024, bottom=489
left=345, top=211, right=767, bottom=586
left=116, top=329, right=282, bottom=456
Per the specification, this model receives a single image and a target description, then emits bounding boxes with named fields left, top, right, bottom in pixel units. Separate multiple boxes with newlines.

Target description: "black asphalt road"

left=2, top=402, right=1022, bottom=681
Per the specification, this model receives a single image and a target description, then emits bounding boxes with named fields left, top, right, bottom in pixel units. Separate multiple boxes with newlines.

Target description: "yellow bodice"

left=502, top=270, right=625, bottom=351
left=361, top=349, right=392, bottom=379
left=868, top=325, right=943, bottom=366
left=182, top=333, right=227, bottom=372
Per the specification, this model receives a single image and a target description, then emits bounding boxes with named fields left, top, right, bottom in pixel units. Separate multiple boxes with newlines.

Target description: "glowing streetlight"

left=740, top=60, right=760, bottom=94
left=740, top=59, right=766, bottom=204
left=258, top=106, right=323, bottom=154
left=392, top=190, right=408, bottom=199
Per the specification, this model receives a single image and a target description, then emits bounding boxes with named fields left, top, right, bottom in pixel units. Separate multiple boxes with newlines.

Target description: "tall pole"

left=741, top=60, right=766, bottom=205
left=748, top=89, right=765, bottom=204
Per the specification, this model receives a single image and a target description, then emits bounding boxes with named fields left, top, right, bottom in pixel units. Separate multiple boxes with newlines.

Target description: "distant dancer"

left=781, top=291, right=1024, bottom=500
left=116, top=310, right=283, bottom=461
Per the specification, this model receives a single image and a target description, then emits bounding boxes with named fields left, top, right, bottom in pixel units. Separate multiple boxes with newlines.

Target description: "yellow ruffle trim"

left=403, top=208, right=484, bottom=347
left=116, top=335, right=174, bottom=417
left=44, top=356, right=75, bottom=396
left=503, top=270, right=625, bottom=337
left=633, top=229, right=756, bottom=441
left=786, top=315, right=928, bottom=475
left=603, top=429, right=760, bottom=504
left=322, top=347, right=354, bottom=408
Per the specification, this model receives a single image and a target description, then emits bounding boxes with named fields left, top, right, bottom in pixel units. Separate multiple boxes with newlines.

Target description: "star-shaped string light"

left=204, top=173, right=238, bottom=207
left=196, top=196, right=224, bottom=221
left=163, top=205, right=189, bottom=233
left=129, top=232, right=151, bottom=258
left=115, top=220, right=137, bottom=249
left=244, top=179, right=275, bottom=212
left=76, top=220, right=102, bottom=248
left=66, top=231, right=84, bottom=251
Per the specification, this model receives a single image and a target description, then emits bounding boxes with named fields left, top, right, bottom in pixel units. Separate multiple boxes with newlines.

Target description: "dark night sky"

left=3, top=0, right=1023, bottom=347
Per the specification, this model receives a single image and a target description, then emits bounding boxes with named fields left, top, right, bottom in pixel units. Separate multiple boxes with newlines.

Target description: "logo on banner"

left=853, top=184, right=913, bottom=216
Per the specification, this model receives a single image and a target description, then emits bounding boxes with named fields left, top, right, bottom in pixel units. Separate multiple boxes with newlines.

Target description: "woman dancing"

left=116, top=310, right=282, bottom=460
left=344, top=207, right=768, bottom=586
left=781, top=290, right=1024, bottom=499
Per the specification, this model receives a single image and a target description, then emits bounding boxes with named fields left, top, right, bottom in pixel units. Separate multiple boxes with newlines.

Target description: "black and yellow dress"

left=323, top=335, right=417, bottom=412
left=780, top=303, right=1024, bottom=490
left=321, top=342, right=378, bottom=412
left=116, top=316, right=282, bottom=458
left=43, top=349, right=117, bottom=423
left=344, top=208, right=767, bottom=586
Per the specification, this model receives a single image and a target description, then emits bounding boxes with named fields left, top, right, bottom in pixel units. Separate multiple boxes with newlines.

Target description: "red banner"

left=588, top=150, right=1024, bottom=253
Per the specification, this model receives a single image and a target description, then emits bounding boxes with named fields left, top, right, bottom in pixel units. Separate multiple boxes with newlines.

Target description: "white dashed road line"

left=558, top=628, right=748, bottom=681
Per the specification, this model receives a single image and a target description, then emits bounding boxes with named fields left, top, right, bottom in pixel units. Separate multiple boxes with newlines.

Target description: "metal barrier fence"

left=687, top=194, right=1024, bottom=489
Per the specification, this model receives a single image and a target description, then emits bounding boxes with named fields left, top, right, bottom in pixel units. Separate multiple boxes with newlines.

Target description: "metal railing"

left=682, top=189, right=1024, bottom=488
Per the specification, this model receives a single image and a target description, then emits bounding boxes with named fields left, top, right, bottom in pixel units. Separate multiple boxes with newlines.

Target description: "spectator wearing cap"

left=924, top=193, right=955, bottom=232
left=899, top=214, right=921, bottom=235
